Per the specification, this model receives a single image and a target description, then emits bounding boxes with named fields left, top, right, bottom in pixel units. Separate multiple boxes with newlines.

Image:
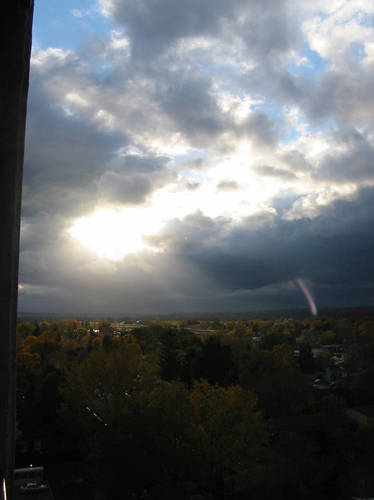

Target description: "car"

left=19, top=482, right=48, bottom=494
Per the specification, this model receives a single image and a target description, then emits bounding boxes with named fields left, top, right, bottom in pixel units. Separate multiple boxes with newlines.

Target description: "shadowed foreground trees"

left=60, top=340, right=268, bottom=499
left=238, top=344, right=310, bottom=417
left=15, top=316, right=374, bottom=499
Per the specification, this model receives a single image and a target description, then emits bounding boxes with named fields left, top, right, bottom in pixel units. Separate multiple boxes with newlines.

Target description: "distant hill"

left=18, top=306, right=374, bottom=321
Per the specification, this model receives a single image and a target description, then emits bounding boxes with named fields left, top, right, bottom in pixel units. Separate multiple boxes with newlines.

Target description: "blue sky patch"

left=33, top=0, right=111, bottom=50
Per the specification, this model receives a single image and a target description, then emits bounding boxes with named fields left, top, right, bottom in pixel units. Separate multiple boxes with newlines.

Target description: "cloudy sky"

left=19, top=0, right=374, bottom=315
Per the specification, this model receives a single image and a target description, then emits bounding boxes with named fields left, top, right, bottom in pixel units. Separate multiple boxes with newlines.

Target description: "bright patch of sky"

left=32, top=0, right=111, bottom=50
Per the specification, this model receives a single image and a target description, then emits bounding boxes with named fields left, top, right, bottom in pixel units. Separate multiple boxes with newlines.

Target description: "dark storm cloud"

left=157, top=74, right=279, bottom=150
left=315, top=128, right=374, bottom=183
left=101, top=0, right=299, bottom=150
left=23, top=53, right=178, bottom=218
left=158, top=73, right=224, bottom=146
left=238, top=111, right=279, bottom=149
left=104, top=0, right=294, bottom=61
left=98, top=155, right=175, bottom=204
left=241, top=57, right=374, bottom=138
left=19, top=186, right=374, bottom=313
left=238, top=63, right=309, bottom=112
left=145, top=186, right=374, bottom=297
left=104, top=0, right=234, bottom=58
left=234, top=36, right=374, bottom=143
left=19, top=236, right=219, bottom=314
left=144, top=211, right=227, bottom=253
left=23, top=61, right=127, bottom=218
left=154, top=71, right=278, bottom=149
left=98, top=171, right=154, bottom=204
left=304, top=68, right=374, bottom=125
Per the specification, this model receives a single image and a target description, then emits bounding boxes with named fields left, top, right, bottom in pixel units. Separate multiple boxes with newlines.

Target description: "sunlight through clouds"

left=68, top=208, right=164, bottom=260
left=21, top=0, right=374, bottom=313
left=68, top=163, right=284, bottom=261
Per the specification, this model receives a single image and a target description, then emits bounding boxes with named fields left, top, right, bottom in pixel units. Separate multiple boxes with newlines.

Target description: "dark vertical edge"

left=0, top=2, right=34, bottom=500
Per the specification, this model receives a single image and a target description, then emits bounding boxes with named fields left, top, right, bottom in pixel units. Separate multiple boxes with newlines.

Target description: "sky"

left=19, top=0, right=374, bottom=315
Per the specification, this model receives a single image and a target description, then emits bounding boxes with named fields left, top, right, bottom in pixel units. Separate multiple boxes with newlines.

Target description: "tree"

left=351, top=366, right=374, bottom=405
left=189, top=381, right=268, bottom=497
left=159, top=343, right=180, bottom=381
left=239, top=346, right=310, bottom=417
left=17, top=321, right=35, bottom=340
left=180, top=347, right=199, bottom=388
left=194, top=336, right=237, bottom=386
left=299, top=343, right=315, bottom=373
left=319, top=329, right=336, bottom=345
left=60, top=340, right=160, bottom=497
left=315, top=350, right=332, bottom=371
left=145, top=381, right=195, bottom=494
left=262, top=331, right=295, bottom=350
left=102, top=333, right=113, bottom=353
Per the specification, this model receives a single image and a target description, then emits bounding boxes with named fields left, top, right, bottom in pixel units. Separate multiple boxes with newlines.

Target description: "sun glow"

left=68, top=159, right=294, bottom=261
left=69, top=208, right=164, bottom=260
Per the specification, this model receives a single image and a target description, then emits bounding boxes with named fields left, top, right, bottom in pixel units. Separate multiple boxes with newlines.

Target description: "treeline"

left=15, top=317, right=374, bottom=499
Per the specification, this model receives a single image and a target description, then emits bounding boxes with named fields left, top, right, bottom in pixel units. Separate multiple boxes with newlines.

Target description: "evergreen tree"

left=299, top=343, right=315, bottom=373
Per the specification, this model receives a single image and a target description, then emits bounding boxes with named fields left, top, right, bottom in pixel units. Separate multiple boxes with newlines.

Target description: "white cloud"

left=301, top=2, right=374, bottom=69
left=31, top=48, right=74, bottom=68
left=283, top=185, right=357, bottom=221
